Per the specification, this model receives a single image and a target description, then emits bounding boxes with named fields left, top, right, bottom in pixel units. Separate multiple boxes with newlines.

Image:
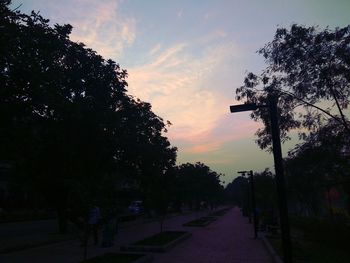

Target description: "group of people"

left=83, top=204, right=118, bottom=248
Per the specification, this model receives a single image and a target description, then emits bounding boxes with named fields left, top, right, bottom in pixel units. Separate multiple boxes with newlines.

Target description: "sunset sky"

left=12, top=0, right=350, bottom=184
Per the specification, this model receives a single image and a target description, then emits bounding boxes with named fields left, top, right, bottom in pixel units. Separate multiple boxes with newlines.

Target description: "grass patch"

left=82, top=253, right=145, bottom=263
left=268, top=237, right=350, bottom=263
left=267, top=216, right=350, bottom=263
left=290, top=216, right=350, bottom=248
left=133, top=231, right=186, bottom=246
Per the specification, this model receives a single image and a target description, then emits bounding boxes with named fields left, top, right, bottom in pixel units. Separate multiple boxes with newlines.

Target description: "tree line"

left=0, top=1, right=224, bottom=231
left=228, top=23, right=350, bottom=222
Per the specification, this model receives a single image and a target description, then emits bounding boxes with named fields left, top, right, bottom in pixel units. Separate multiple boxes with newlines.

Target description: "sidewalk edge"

left=261, top=236, right=284, bottom=263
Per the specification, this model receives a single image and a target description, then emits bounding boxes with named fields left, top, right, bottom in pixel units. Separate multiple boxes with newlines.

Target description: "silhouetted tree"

left=286, top=119, right=350, bottom=216
left=253, top=169, right=277, bottom=225
left=0, top=1, right=176, bottom=232
left=117, top=100, right=177, bottom=186
left=225, top=176, right=249, bottom=214
left=225, top=170, right=277, bottom=222
left=175, top=162, right=224, bottom=210
left=236, top=24, right=350, bottom=150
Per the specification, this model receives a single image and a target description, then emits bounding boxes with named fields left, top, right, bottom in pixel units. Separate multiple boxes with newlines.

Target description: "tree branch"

left=278, top=89, right=347, bottom=128
left=328, top=84, right=350, bottom=135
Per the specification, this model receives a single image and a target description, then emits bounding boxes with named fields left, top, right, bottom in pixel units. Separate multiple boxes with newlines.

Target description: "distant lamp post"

left=230, top=98, right=293, bottom=263
left=238, top=170, right=258, bottom=239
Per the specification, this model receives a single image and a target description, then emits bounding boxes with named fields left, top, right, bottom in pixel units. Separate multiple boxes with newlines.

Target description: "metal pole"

left=268, top=96, right=293, bottom=263
left=326, top=185, right=334, bottom=221
left=247, top=179, right=252, bottom=223
left=250, top=170, right=258, bottom=239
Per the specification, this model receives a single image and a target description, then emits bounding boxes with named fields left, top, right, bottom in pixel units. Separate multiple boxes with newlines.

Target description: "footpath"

left=153, top=207, right=273, bottom=263
left=0, top=207, right=273, bottom=263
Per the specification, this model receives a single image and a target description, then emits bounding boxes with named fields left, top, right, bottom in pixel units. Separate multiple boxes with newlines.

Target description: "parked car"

left=128, top=201, right=144, bottom=214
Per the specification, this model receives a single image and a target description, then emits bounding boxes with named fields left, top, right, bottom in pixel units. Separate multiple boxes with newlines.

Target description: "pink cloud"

left=45, top=0, right=136, bottom=59
left=127, top=37, right=251, bottom=157
left=185, top=142, right=221, bottom=154
left=180, top=117, right=262, bottom=154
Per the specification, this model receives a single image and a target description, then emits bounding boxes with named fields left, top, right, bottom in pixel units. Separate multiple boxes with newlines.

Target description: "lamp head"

left=230, top=103, right=258, bottom=113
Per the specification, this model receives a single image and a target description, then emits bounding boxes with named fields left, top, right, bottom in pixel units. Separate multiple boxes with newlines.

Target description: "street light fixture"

left=238, top=170, right=258, bottom=239
left=230, top=103, right=258, bottom=113
left=230, top=97, right=293, bottom=263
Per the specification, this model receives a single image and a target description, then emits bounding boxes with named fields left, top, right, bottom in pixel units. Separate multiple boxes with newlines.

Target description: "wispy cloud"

left=45, top=0, right=136, bottom=59
left=149, top=44, right=187, bottom=68
left=127, top=39, right=248, bottom=155
left=182, top=115, right=262, bottom=154
left=149, top=44, right=162, bottom=56
left=185, top=142, right=221, bottom=154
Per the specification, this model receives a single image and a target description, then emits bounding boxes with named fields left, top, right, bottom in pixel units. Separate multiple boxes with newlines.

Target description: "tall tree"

left=286, top=119, right=349, bottom=215
left=236, top=24, right=350, bottom=149
left=176, top=162, right=223, bottom=210
left=0, top=1, right=176, bottom=231
left=225, top=176, right=249, bottom=213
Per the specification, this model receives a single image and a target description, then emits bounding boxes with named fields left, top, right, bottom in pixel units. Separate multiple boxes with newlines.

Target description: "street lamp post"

left=243, top=177, right=252, bottom=222
left=230, top=97, right=293, bottom=263
left=238, top=170, right=258, bottom=239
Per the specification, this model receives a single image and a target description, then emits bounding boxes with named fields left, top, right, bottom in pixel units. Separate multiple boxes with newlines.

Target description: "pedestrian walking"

left=86, top=204, right=101, bottom=245
left=101, top=211, right=117, bottom=247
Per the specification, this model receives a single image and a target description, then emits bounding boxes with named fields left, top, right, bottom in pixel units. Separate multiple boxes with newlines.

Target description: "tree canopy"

left=174, top=162, right=224, bottom=209
left=236, top=24, right=350, bottom=149
left=0, top=1, right=176, bottom=231
left=225, top=169, right=277, bottom=223
left=285, top=118, right=350, bottom=215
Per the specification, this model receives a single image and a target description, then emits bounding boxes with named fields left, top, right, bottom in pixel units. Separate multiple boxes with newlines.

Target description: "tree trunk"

left=57, top=208, right=68, bottom=234
left=160, top=218, right=163, bottom=233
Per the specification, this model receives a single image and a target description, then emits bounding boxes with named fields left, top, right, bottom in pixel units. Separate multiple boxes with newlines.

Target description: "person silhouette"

left=87, top=204, right=101, bottom=245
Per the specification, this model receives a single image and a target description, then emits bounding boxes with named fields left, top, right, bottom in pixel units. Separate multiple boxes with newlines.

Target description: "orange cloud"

left=185, top=142, right=221, bottom=154
left=181, top=118, right=262, bottom=154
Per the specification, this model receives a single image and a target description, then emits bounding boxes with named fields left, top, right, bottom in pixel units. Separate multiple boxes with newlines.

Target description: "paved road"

left=153, top=207, right=273, bottom=263
left=0, top=208, right=273, bottom=263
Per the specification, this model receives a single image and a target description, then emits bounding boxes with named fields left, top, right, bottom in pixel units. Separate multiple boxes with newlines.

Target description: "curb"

left=261, top=236, right=284, bottom=263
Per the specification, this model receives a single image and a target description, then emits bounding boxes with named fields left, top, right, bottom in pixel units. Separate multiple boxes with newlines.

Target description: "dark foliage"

left=286, top=119, right=350, bottom=216
left=0, top=1, right=176, bottom=231
left=174, top=162, right=224, bottom=210
left=236, top=24, right=350, bottom=150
